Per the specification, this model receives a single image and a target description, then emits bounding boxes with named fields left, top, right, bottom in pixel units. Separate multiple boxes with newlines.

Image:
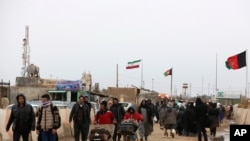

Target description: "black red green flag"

left=163, top=68, right=172, bottom=76
left=225, top=51, right=246, bottom=70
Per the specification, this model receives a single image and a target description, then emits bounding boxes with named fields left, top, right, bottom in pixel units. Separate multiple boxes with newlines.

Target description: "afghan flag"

left=163, top=68, right=172, bottom=76
left=126, top=59, right=141, bottom=69
left=225, top=51, right=246, bottom=70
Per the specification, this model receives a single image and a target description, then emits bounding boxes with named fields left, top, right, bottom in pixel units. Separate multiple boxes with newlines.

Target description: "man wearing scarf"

left=36, top=94, right=61, bottom=141
left=69, top=95, right=91, bottom=141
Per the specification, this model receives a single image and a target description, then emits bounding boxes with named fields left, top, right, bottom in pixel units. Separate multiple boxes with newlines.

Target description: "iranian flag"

left=163, top=68, right=172, bottom=77
left=126, top=59, right=141, bottom=69
left=225, top=51, right=246, bottom=70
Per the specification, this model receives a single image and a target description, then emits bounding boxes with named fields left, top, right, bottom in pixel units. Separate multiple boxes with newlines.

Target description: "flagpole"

left=171, top=68, right=173, bottom=97
left=141, top=59, right=143, bottom=92
left=116, top=64, right=118, bottom=88
left=215, top=52, right=218, bottom=100
left=245, top=49, right=248, bottom=98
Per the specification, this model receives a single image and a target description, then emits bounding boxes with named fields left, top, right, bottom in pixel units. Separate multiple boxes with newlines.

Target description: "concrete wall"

left=9, top=86, right=49, bottom=104
left=0, top=108, right=97, bottom=141
left=107, top=87, right=139, bottom=104
left=2, top=77, right=57, bottom=104
left=138, top=93, right=158, bottom=104
left=233, top=105, right=250, bottom=124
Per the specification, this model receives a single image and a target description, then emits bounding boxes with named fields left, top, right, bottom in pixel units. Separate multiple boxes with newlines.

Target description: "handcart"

left=89, top=124, right=115, bottom=141
left=119, top=120, right=139, bottom=141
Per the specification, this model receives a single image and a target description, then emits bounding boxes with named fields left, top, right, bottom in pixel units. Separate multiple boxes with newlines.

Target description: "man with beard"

left=110, top=98, right=125, bottom=141
left=6, top=93, right=35, bottom=141
left=69, top=95, right=91, bottom=141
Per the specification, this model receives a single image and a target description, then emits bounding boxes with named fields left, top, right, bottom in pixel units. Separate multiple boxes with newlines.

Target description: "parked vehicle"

left=6, top=101, right=68, bottom=110
left=5, top=103, right=39, bottom=111
left=119, top=102, right=137, bottom=112
left=29, top=100, right=69, bottom=109
left=68, top=101, right=99, bottom=115
left=90, top=101, right=99, bottom=116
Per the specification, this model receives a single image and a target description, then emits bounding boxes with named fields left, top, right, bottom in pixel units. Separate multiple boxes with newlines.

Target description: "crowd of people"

left=155, top=97, right=233, bottom=141
left=69, top=96, right=157, bottom=141
left=5, top=93, right=233, bottom=141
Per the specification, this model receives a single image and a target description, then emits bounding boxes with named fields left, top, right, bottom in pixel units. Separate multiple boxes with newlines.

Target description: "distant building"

left=107, top=87, right=140, bottom=104
left=216, top=90, right=242, bottom=105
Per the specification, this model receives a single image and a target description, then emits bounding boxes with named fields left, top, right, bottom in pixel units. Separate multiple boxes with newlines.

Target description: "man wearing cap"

left=6, top=93, right=35, bottom=141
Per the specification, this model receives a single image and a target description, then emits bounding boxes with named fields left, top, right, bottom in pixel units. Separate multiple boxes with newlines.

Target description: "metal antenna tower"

left=21, top=25, right=30, bottom=77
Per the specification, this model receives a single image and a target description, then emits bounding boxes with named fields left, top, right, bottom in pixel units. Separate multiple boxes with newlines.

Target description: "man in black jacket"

left=110, top=98, right=125, bottom=141
left=69, top=95, right=91, bottom=141
left=6, top=93, right=35, bottom=141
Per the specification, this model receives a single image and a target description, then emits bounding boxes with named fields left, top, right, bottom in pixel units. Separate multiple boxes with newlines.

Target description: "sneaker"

left=164, top=131, right=168, bottom=137
left=171, top=132, right=174, bottom=138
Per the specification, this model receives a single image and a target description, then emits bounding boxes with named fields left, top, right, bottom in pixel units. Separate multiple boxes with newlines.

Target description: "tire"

left=126, top=135, right=130, bottom=141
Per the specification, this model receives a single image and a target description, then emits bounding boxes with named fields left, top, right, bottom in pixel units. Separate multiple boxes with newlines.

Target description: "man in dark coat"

left=69, top=95, right=91, bottom=141
left=6, top=93, right=35, bottom=141
left=109, top=98, right=125, bottom=141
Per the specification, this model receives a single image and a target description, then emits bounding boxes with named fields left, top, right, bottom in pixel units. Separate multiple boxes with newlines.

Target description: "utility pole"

left=152, top=78, right=154, bottom=92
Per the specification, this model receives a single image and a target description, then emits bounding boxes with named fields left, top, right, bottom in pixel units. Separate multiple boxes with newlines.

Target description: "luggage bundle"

left=89, top=128, right=111, bottom=141
left=120, top=120, right=138, bottom=135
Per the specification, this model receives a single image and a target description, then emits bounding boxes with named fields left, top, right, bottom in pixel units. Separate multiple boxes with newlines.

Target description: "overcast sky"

left=0, top=0, right=249, bottom=97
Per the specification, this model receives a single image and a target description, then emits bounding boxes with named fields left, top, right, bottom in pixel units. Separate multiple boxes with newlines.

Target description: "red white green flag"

left=126, top=59, right=141, bottom=69
left=225, top=51, right=246, bottom=70
left=163, top=68, right=172, bottom=77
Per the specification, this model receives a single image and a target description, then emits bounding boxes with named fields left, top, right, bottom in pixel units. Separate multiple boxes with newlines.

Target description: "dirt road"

left=62, top=119, right=231, bottom=141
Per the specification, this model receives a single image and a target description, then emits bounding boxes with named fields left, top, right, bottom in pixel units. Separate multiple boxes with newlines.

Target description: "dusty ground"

left=146, top=120, right=229, bottom=141
left=62, top=119, right=230, bottom=141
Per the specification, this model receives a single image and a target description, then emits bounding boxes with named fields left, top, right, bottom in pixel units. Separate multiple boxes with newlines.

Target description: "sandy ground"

left=61, top=119, right=231, bottom=141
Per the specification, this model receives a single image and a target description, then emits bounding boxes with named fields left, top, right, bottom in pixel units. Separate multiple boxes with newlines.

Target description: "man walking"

left=6, top=93, right=35, bottom=141
left=36, top=94, right=61, bottom=141
left=69, top=95, right=91, bottom=141
left=110, top=98, right=125, bottom=141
